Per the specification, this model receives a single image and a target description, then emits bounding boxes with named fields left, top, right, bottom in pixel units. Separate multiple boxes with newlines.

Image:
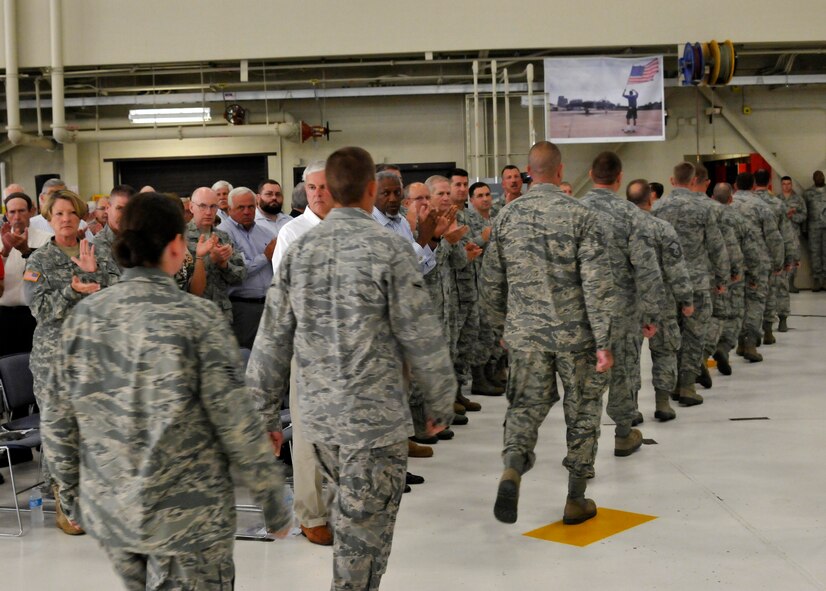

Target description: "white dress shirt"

left=271, top=206, right=323, bottom=272
left=0, top=226, right=53, bottom=307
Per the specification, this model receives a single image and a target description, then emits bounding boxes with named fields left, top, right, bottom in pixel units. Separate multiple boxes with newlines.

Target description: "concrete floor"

left=2, top=292, right=825, bottom=590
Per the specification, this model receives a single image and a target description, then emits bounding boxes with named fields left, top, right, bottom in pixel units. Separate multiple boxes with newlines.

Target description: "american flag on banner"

left=627, top=58, right=659, bottom=84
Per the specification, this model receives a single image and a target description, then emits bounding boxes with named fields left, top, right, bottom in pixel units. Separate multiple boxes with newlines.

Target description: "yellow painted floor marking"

left=523, top=508, right=657, bottom=547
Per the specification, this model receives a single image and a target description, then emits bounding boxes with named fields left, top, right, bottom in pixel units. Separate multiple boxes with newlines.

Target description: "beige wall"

left=2, top=0, right=825, bottom=67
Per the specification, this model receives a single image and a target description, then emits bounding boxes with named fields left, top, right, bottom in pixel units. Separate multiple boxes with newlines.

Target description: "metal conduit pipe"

left=491, top=60, right=499, bottom=181
left=5, top=0, right=56, bottom=149
left=472, top=60, right=481, bottom=179
left=527, top=64, right=535, bottom=147
left=503, top=68, right=511, bottom=165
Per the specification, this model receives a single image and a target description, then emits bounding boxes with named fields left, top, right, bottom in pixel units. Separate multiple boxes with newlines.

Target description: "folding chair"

left=0, top=353, right=43, bottom=537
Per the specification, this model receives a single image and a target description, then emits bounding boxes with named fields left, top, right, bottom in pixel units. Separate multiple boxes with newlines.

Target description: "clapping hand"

left=70, top=275, right=101, bottom=294
left=465, top=242, right=483, bottom=261
left=196, top=234, right=218, bottom=258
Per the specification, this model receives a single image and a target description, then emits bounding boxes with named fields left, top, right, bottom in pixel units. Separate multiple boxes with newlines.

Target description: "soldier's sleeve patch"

left=23, top=270, right=41, bottom=282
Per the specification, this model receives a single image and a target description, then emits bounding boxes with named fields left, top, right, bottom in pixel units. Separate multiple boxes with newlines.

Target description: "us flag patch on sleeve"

left=23, top=270, right=41, bottom=282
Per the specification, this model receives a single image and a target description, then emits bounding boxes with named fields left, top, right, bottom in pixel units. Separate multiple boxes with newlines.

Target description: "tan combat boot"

left=778, top=316, right=788, bottom=333
left=471, top=365, right=504, bottom=397
left=677, top=373, right=703, bottom=406
left=762, top=321, right=776, bottom=345
left=53, top=486, right=85, bottom=535
left=494, top=468, right=521, bottom=524
left=742, top=335, right=763, bottom=363
left=654, top=389, right=676, bottom=421
left=563, top=477, right=597, bottom=525
left=614, top=428, right=643, bottom=457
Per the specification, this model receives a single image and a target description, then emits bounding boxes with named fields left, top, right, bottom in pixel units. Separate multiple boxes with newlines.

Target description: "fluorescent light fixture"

left=128, top=107, right=212, bottom=124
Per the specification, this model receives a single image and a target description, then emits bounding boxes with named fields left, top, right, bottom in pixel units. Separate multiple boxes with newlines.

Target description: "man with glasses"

left=185, top=187, right=246, bottom=322
left=255, top=179, right=292, bottom=237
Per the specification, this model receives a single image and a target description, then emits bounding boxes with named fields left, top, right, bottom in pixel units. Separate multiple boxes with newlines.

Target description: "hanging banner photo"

left=544, top=56, right=665, bottom=144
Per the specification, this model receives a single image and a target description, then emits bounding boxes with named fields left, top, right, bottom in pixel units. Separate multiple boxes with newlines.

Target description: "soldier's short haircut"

left=735, top=172, right=755, bottom=191
left=114, top=192, right=185, bottom=268
left=781, top=175, right=792, bottom=183
left=527, top=141, right=562, bottom=177
left=40, top=178, right=66, bottom=195
left=302, top=160, right=327, bottom=182
left=625, top=178, right=650, bottom=206
left=469, top=182, right=490, bottom=198
left=4, top=192, right=33, bottom=210
left=227, top=186, right=255, bottom=208
left=425, top=175, right=450, bottom=193
left=376, top=170, right=402, bottom=186
left=110, top=184, right=136, bottom=199
left=257, top=179, right=281, bottom=194
left=43, top=189, right=86, bottom=221
left=501, top=164, right=520, bottom=176
left=291, top=182, right=308, bottom=209
left=649, top=182, right=664, bottom=199
left=326, top=146, right=376, bottom=206
left=712, top=182, right=733, bottom=204
left=447, top=167, right=469, bottom=180
left=693, top=165, right=709, bottom=184
left=813, top=170, right=825, bottom=187
left=673, top=162, right=695, bottom=186
left=590, top=151, right=623, bottom=185
left=754, top=169, right=771, bottom=187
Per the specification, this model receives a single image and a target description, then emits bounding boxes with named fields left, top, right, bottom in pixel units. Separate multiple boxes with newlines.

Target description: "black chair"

left=0, top=353, right=43, bottom=537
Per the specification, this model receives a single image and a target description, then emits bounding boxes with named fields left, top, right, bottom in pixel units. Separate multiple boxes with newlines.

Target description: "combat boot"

left=456, top=392, right=481, bottom=411
left=778, top=316, right=789, bottom=333
left=486, top=361, right=507, bottom=388
left=763, top=321, right=776, bottom=345
left=631, top=411, right=644, bottom=426
left=562, top=476, right=597, bottom=525
left=53, top=486, right=85, bottom=535
left=614, top=428, right=643, bottom=457
left=452, top=414, right=469, bottom=426
left=789, top=273, right=799, bottom=293
left=494, top=467, right=522, bottom=524
left=470, top=365, right=502, bottom=397
left=677, top=373, right=703, bottom=406
left=742, top=335, right=763, bottom=363
left=713, top=347, right=732, bottom=375
left=453, top=402, right=466, bottom=415
left=813, top=278, right=823, bottom=292
left=735, top=336, right=745, bottom=357
left=696, top=363, right=713, bottom=389
left=654, top=390, right=676, bottom=421
left=408, top=440, right=434, bottom=458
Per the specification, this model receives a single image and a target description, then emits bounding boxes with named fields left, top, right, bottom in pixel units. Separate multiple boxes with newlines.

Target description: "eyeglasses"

left=192, top=203, right=219, bottom=211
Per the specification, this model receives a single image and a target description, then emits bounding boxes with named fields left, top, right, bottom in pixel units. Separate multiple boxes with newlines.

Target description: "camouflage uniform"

left=803, top=185, right=826, bottom=284
left=780, top=191, right=807, bottom=292
left=730, top=191, right=784, bottom=341
left=652, top=188, right=730, bottom=384
left=754, top=189, right=797, bottom=322
left=183, top=220, right=246, bottom=322
left=247, top=207, right=456, bottom=591
left=719, top=207, right=771, bottom=352
left=465, top=208, right=501, bottom=366
left=480, top=183, right=614, bottom=480
left=702, top=199, right=743, bottom=359
left=580, top=188, right=666, bottom=434
left=23, top=239, right=119, bottom=487
left=91, top=224, right=120, bottom=272
left=41, top=266, right=290, bottom=591
left=452, top=209, right=481, bottom=385
left=636, top=214, right=693, bottom=394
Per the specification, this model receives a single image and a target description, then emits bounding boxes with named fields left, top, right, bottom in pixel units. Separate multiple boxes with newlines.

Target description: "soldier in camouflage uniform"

left=447, top=168, right=485, bottom=413
left=481, top=141, right=615, bottom=527
left=692, top=166, right=740, bottom=385
left=184, top=187, right=246, bottom=322
left=652, top=162, right=730, bottom=406
left=92, top=184, right=135, bottom=272
left=712, top=183, right=771, bottom=369
left=779, top=175, right=807, bottom=296
left=626, top=180, right=694, bottom=422
left=730, top=172, right=784, bottom=362
left=580, top=152, right=667, bottom=452
left=753, top=169, right=798, bottom=342
left=23, top=189, right=120, bottom=535
left=803, top=171, right=826, bottom=291
left=43, top=193, right=291, bottom=590
left=490, top=164, right=524, bottom=218
left=248, top=148, right=456, bottom=591
left=467, top=181, right=506, bottom=395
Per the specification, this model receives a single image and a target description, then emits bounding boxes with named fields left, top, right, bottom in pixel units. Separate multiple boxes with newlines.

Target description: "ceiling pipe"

left=46, top=0, right=300, bottom=145
left=4, top=0, right=56, bottom=149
